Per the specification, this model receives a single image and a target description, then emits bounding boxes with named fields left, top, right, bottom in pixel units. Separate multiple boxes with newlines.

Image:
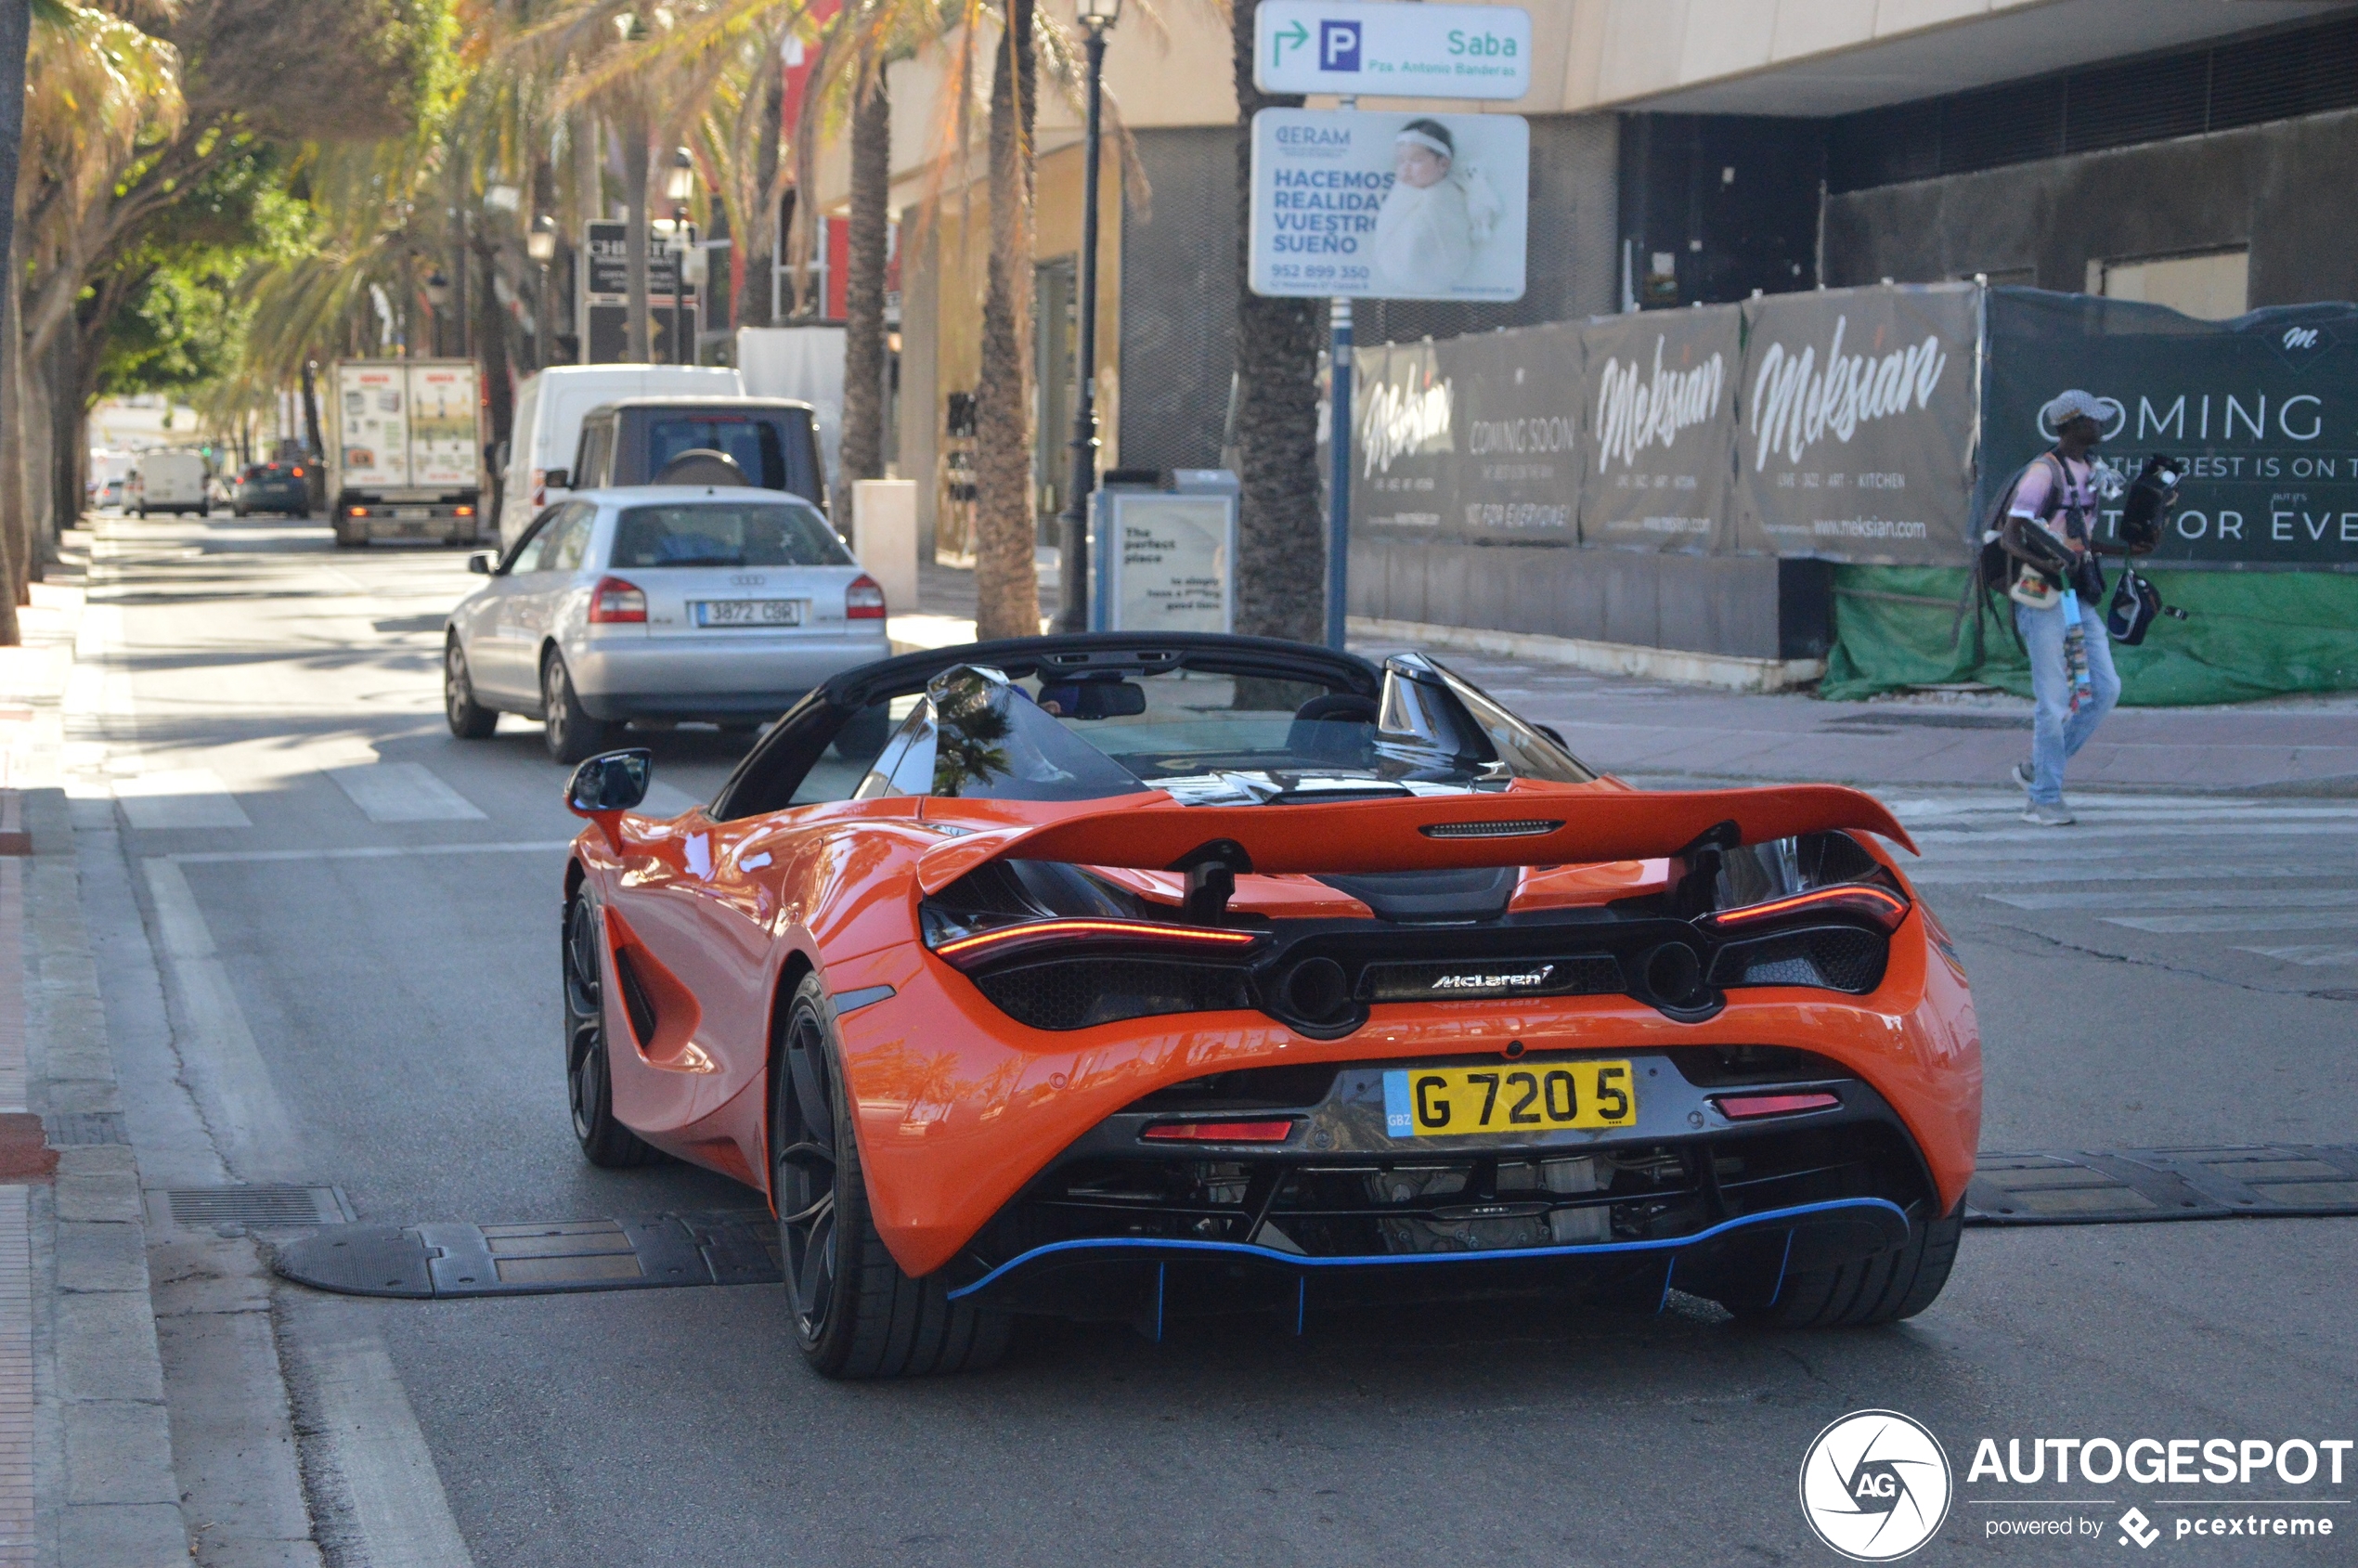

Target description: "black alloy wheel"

left=444, top=638, right=498, bottom=739
left=563, top=896, right=657, bottom=1168
left=541, top=652, right=615, bottom=765
left=771, top=973, right=1010, bottom=1379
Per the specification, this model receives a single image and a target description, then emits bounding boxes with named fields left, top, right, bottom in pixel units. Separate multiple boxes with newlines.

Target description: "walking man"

left=2002, top=390, right=2123, bottom=826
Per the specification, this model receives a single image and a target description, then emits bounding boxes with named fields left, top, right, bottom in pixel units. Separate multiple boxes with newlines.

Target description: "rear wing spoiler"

left=915, top=785, right=1913, bottom=896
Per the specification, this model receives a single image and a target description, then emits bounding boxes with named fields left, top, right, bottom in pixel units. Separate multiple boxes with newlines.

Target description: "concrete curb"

left=1349, top=616, right=1829, bottom=693
left=24, top=786, right=188, bottom=1566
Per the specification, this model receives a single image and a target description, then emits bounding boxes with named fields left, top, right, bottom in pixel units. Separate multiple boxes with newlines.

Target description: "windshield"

left=852, top=655, right=1592, bottom=807
left=648, top=417, right=787, bottom=488
left=608, top=501, right=850, bottom=569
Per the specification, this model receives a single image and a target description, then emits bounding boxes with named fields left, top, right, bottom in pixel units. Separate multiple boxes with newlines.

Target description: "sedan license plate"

left=1383, top=1062, right=1637, bottom=1138
left=395, top=507, right=431, bottom=519
left=692, top=599, right=804, bottom=628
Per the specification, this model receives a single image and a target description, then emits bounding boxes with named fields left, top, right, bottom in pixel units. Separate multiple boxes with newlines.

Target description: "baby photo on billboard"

left=1369, top=114, right=1525, bottom=301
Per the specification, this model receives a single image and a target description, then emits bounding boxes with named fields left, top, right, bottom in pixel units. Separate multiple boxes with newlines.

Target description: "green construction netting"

left=1822, top=566, right=2358, bottom=706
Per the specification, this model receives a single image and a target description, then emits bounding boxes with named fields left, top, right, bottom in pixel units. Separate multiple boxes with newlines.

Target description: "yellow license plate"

left=1382, top=1062, right=1637, bottom=1138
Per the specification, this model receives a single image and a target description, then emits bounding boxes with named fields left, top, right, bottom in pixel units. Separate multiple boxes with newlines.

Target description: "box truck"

left=327, top=359, right=486, bottom=546
left=125, top=450, right=211, bottom=516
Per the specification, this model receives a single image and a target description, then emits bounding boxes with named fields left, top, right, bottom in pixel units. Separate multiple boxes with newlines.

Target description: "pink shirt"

left=2009, top=455, right=2096, bottom=528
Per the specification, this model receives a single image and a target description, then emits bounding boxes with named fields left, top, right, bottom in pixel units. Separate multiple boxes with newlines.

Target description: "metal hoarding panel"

left=1576, top=306, right=1740, bottom=554
left=1443, top=323, right=1579, bottom=542
left=1984, top=288, right=2358, bottom=567
left=1351, top=338, right=1458, bottom=539
left=1735, top=283, right=1980, bottom=564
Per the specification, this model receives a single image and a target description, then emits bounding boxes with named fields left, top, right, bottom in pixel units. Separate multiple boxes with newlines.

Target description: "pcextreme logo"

left=1799, top=1409, right=1954, bottom=1562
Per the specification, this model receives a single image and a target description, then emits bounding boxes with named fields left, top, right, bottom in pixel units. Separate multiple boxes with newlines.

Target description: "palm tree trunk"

left=839, top=68, right=890, bottom=489
left=1229, top=0, right=1324, bottom=644
left=0, top=0, right=29, bottom=642
left=624, top=112, right=651, bottom=361
left=740, top=56, right=783, bottom=330
left=973, top=0, right=1039, bottom=641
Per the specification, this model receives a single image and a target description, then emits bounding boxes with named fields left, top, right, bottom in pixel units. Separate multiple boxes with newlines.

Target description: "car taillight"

left=846, top=575, right=886, bottom=620
left=345, top=505, right=369, bottom=517
left=929, top=917, right=1261, bottom=973
left=588, top=577, right=647, bottom=624
left=455, top=505, right=475, bottom=517
left=1141, top=1119, right=1297, bottom=1144
left=291, top=466, right=304, bottom=477
left=1712, top=1092, right=1842, bottom=1121
left=1699, top=883, right=1910, bottom=935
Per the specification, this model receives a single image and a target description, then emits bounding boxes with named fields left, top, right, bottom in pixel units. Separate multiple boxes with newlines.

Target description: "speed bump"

left=273, top=1211, right=780, bottom=1298
left=1966, top=1145, right=2358, bottom=1225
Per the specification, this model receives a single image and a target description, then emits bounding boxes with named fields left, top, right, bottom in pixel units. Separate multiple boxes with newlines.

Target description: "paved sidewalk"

left=0, top=544, right=188, bottom=1567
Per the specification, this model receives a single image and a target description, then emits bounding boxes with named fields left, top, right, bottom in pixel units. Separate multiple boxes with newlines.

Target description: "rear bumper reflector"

left=1712, top=1091, right=1842, bottom=1121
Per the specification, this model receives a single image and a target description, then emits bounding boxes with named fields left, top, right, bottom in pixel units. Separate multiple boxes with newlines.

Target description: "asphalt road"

left=84, top=512, right=2358, bottom=1567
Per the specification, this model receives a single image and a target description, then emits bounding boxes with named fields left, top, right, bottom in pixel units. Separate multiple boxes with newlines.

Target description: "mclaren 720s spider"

left=557, top=634, right=1979, bottom=1379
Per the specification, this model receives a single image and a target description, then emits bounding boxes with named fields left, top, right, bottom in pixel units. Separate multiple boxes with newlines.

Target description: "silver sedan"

left=443, top=486, right=892, bottom=762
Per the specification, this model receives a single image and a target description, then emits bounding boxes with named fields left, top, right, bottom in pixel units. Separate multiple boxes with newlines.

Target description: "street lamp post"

left=423, top=270, right=451, bottom=356
left=665, top=149, right=696, bottom=365
left=1054, top=0, right=1121, bottom=633
left=527, top=214, right=558, bottom=373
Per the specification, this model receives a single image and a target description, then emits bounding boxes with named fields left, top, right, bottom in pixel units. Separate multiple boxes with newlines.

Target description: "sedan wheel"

left=563, top=897, right=656, bottom=1168
left=771, top=973, right=1010, bottom=1379
left=541, top=653, right=615, bottom=765
left=444, top=639, right=498, bottom=739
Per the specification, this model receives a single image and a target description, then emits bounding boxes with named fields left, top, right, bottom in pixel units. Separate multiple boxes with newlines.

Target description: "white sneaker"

left=2010, top=761, right=2035, bottom=794
left=2022, top=800, right=2076, bottom=826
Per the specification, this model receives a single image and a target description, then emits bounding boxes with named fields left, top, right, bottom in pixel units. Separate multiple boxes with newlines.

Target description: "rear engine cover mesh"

left=975, top=959, right=1251, bottom=1031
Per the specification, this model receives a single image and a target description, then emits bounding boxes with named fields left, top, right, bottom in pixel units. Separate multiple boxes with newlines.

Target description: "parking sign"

left=1254, top=2, right=1531, bottom=100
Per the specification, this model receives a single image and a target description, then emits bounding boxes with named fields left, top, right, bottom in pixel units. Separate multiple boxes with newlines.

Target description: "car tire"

left=541, top=652, right=615, bottom=765
left=771, top=972, right=1012, bottom=1380
left=1730, top=1205, right=1963, bottom=1329
left=563, top=895, right=659, bottom=1169
left=444, top=638, right=499, bottom=739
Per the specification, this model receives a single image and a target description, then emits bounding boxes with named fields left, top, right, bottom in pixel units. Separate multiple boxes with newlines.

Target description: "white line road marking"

left=170, top=841, right=575, bottom=866
left=1910, top=823, right=2358, bottom=845
left=2235, top=944, right=2358, bottom=966
left=1987, top=888, right=2358, bottom=912
left=2105, top=910, right=2358, bottom=934
left=115, top=767, right=253, bottom=829
left=142, top=858, right=301, bottom=1178
left=287, top=1307, right=478, bottom=1568
left=327, top=761, right=488, bottom=823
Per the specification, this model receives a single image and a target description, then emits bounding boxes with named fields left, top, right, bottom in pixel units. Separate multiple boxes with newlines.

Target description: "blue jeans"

left=2015, top=596, right=2119, bottom=804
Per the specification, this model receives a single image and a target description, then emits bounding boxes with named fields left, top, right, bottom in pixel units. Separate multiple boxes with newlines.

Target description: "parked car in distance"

left=499, top=365, right=743, bottom=550
left=233, top=460, right=314, bottom=517
left=97, top=477, right=125, bottom=511
left=126, top=450, right=211, bottom=517
left=565, top=398, right=825, bottom=512
left=443, top=486, right=891, bottom=762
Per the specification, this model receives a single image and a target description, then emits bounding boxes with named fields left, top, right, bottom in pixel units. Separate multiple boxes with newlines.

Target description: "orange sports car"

left=560, top=635, right=1979, bottom=1379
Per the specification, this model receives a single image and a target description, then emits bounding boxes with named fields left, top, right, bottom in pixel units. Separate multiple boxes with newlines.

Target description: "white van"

left=127, top=450, right=211, bottom=517
left=499, top=365, right=741, bottom=549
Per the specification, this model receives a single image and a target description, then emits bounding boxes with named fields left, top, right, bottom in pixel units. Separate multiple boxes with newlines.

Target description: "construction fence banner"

left=1353, top=337, right=1458, bottom=538
left=1732, top=283, right=1981, bottom=565
left=1983, top=289, right=2358, bottom=568
left=1445, top=323, right=1581, bottom=542
left=1575, top=305, right=1740, bottom=553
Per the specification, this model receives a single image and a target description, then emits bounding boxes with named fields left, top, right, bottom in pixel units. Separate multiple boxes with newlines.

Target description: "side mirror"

left=467, top=551, right=494, bottom=576
left=567, top=748, right=652, bottom=815
left=543, top=467, right=570, bottom=490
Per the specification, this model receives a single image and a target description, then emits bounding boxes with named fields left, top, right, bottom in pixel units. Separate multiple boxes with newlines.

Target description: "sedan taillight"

left=588, top=576, right=647, bottom=624
left=846, top=575, right=887, bottom=620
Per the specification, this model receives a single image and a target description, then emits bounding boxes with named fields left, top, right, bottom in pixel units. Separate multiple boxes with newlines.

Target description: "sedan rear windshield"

left=608, top=502, right=850, bottom=569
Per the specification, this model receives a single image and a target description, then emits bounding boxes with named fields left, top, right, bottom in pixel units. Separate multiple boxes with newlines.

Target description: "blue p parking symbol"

left=1320, top=19, right=1361, bottom=71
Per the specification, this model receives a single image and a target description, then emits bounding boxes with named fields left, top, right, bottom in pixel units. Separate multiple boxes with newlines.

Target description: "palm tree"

left=971, top=0, right=1037, bottom=640
left=1225, top=0, right=1321, bottom=645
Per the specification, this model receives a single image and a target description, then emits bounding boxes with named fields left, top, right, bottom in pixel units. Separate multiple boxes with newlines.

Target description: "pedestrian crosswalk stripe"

left=2235, top=944, right=2358, bottom=966
left=328, top=762, right=487, bottom=823
left=1987, top=888, right=2358, bottom=911
left=114, top=769, right=253, bottom=830
left=2104, top=910, right=2358, bottom=934
left=1909, top=863, right=2329, bottom=886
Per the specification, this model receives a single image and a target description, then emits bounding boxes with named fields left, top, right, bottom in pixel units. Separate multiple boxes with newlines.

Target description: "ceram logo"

left=1320, top=19, right=1361, bottom=71
left=1799, top=1410, right=1953, bottom=1562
